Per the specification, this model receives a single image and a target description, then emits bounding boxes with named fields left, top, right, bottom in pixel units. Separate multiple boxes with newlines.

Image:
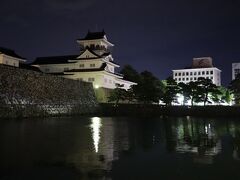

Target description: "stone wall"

left=0, top=65, right=98, bottom=118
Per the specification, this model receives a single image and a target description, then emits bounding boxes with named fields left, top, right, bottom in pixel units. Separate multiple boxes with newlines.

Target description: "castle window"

left=96, top=45, right=100, bottom=50
left=88, top=78, right=95, bottom=82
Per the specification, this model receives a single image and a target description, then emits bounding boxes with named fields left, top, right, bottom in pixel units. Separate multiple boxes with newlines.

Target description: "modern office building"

left=232, top=63, right=240, bottom=80
left=173, top=57, right=221, bottom=86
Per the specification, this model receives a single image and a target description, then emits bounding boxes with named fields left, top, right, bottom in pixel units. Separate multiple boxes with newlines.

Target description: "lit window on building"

left=234, top=69, right=240, bottom=78
left=88, top=78, right=95, bottom=82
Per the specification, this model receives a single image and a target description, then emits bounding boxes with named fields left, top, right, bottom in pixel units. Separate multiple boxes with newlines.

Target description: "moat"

left=1, top=116, right=240, bottom=180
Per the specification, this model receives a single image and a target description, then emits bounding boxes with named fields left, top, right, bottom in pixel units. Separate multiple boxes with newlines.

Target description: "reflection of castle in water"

left=65, top=117, right=130, bottom=177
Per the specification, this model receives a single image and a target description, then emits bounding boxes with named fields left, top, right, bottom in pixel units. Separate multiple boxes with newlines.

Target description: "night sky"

left=1, top=0, right=240, bottom=85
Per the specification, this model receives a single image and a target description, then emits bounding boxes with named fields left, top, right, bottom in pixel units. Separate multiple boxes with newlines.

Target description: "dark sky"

left=1, top=0, right=240, bottom=85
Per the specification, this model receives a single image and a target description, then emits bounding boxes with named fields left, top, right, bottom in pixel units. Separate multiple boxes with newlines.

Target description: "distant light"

left=90, top=117, right=102, bottom=153
left=94, top=85, right=99, bottom=89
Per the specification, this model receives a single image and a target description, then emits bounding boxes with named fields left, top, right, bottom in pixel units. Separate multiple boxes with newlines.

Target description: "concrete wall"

left=0, top=64, right=98, bottom=118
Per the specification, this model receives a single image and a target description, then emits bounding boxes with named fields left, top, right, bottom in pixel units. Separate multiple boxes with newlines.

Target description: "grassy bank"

left=99, top=103, right=240, bottom=117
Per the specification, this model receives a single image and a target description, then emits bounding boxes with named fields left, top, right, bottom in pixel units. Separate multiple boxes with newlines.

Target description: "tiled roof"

left=78, top=30, right=106, bottom=40
left=0, top=47, right=25, bottom=59
left=19, top=63, right=42, bottom=72
left=32, top=55, right=79, bottom=65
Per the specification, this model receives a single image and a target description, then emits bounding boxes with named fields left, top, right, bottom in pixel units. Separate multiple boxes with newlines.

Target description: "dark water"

left=1, top=116, right=240, bottom=180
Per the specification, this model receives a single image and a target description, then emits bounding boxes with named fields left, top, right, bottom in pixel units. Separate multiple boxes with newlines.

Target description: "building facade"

left=32, top=31, right=136, bottom=90
left=232, top=63, right=240, bottom=80
left=173, top=57, right=221, bottom=86
left=0, top=47, right=26, bottom=67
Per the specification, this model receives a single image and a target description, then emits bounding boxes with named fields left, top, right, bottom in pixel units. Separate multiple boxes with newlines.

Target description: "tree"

left=229, top=74, right=240, bottom=104
left=161, top=77, right=179, bottom=106
left=178, top=81, right=202, bottom=106
left=108, top=84, right=127, bottom=105
left=136, top=71, right=164, bottom=104
left=120, top=65, right=140, bottom=83
left=197, top=77, right=219, bottom=106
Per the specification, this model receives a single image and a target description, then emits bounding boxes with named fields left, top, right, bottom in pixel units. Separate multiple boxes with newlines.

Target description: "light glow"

left=90, top=117, right=102, bottom=153
left=94, top=85, right=99, bottom=89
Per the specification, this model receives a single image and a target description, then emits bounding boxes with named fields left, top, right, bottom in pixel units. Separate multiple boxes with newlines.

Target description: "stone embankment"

left=0, top=65, right=98, bottom=118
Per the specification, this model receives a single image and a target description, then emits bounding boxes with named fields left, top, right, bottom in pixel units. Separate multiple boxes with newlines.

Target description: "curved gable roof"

left=32, top=55, right=78, bottom=65
left=78, top=30, right=106, bottom=40
left=0, top=47, right=25, bottom=59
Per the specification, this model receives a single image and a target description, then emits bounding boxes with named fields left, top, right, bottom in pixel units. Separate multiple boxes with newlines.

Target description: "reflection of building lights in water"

left=90, top=117, right=102, bottom=153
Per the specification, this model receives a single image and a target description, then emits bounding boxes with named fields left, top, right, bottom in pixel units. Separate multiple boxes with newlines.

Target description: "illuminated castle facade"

left=32, top=31, right=136, bottom=90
